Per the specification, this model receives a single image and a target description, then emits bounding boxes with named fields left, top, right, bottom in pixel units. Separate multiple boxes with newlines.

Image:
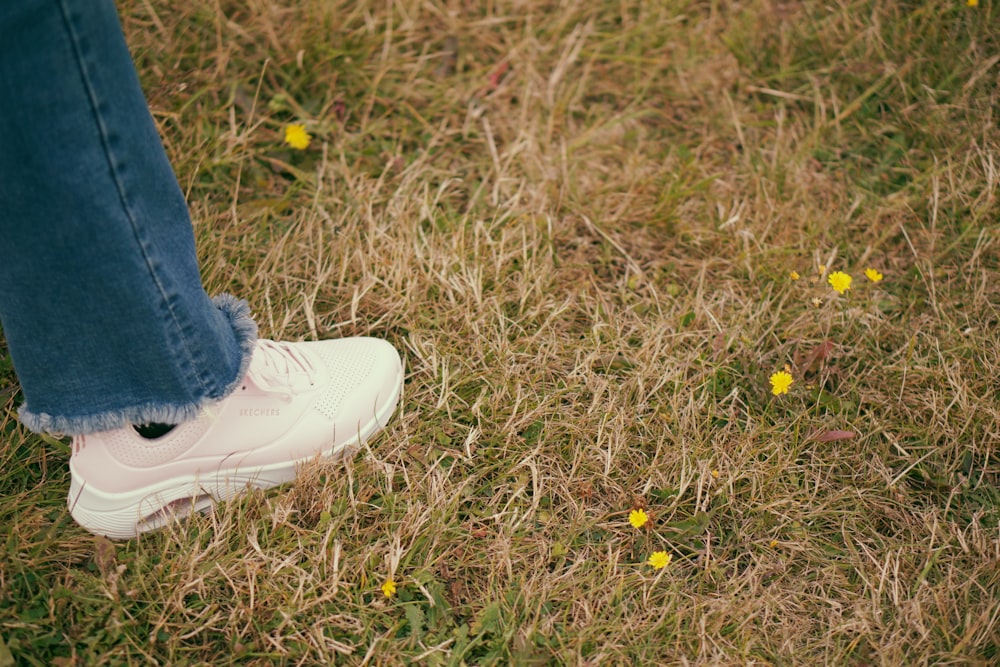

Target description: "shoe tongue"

left=248, top=341, right=314, bottom=391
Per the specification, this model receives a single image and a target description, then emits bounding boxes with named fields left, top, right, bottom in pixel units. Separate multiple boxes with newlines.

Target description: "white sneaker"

left=67, top=337, right=403, bottom=539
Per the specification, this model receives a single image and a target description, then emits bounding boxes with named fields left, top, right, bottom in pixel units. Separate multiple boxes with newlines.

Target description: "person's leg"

left=0, top=0, right=256, bottom=435
left=0, top=0, right=404, bottom=539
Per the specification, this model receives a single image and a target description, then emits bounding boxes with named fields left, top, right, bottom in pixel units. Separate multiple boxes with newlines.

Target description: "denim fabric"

left=0, top=0, right=257, bottom=435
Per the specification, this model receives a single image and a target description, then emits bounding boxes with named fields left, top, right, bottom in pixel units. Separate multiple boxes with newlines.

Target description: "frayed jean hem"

left=18, top=294, right=258, bottom=436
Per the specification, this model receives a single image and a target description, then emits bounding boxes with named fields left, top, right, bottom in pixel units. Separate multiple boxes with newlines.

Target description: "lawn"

left=1, top=0, right=998, bottom=664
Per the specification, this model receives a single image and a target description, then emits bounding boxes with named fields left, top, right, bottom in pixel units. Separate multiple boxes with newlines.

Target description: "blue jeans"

left=0, top=0, right=257, bottom=435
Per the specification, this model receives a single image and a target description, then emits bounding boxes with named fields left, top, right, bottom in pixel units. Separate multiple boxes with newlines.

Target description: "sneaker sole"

left=67, top=365, right=403, bottom=540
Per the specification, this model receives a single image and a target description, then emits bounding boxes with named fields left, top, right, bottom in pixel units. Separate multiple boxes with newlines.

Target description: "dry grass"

left=2, top=0, right=999, bottom=664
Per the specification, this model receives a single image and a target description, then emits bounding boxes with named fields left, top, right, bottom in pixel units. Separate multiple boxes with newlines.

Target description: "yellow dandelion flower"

left=789, top=271, right=800, bottom=281
left=864, top=268, right=883, bottom=283
left=769, top=539, right=779, bottom=548
left=769, top=370, right=793, bottom=396
left=647, top=551, right=672, bottom=569
left=968, top=0, right=977, bottom=6
left=284, top=123, right=312, bottom=150
left=381, top=578, right=397, bottom=598
left=711, top=469, right=719, bottom=479
left=827, top=271, right=852, bottom=295
left=628, top=508, right=649, bottom=529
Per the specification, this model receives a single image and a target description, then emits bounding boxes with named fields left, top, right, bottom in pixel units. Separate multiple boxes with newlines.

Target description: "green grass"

left=2, top=0, right=999, bottom=664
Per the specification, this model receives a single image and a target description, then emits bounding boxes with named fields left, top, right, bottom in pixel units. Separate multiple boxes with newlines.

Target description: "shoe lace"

left=246, top=340, right=317, bottom=394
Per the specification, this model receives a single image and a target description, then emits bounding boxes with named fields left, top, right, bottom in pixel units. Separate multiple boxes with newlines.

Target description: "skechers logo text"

left=240, top=408, right=281, bottom=417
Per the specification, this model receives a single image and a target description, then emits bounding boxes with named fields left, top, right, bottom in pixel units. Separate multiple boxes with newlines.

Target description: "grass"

left=2, top=0, right=998, bottom=664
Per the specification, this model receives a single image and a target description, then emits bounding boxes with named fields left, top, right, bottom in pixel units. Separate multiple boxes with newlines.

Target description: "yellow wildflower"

left=647, top=551, right=672, bottom=569
left=968, top=0, right=978, bottom=6
left=789, top=271, right=800, bottom=281
left=628, top=508, right=649, bottom=529
left=864, top=268, right=883, bottom=283
left=284, top=123, right=312, bottom=150
left=769, top=370, right=793, bottom=396
left=769, top=539, right=779, bottom=548
left=381, top=578, right=397, bottom=598
left=827, top=271, right=852, bottom=295
left=711, top=469, right=719, bottom=479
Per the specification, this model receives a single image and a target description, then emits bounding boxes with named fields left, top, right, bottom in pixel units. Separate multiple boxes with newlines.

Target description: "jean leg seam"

left=55, top=0, right=213, bottom=396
